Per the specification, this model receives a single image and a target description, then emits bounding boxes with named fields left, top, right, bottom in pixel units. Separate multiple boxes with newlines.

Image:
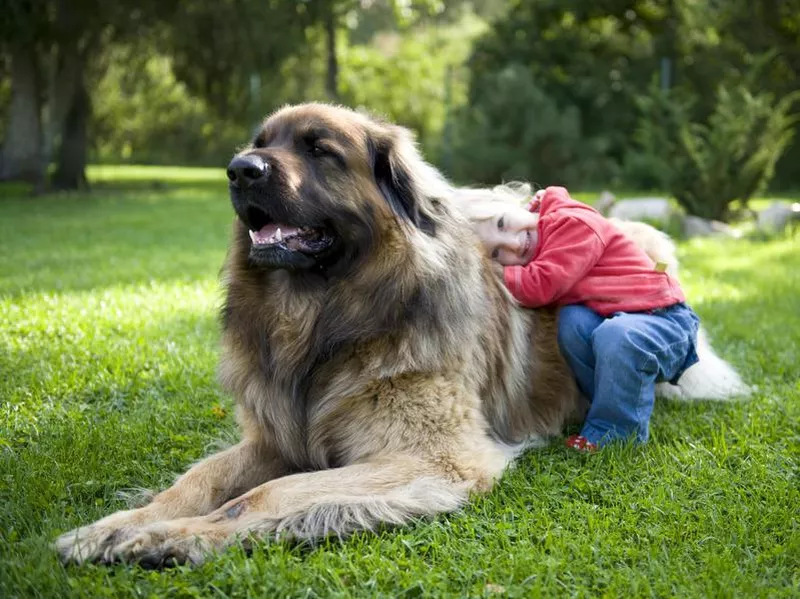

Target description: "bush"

left=621, top=101, right=676, bottom=192
left=451, top=64, right=618, bottom=187
left=630, top=79, right=799, bottom=221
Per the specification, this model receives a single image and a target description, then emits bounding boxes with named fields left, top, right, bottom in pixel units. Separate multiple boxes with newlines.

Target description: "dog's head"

left=227, top=103, right=443, bottom=274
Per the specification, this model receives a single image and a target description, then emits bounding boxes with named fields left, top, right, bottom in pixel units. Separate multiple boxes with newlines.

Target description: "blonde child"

left=457, top=185, right=700, bottom=451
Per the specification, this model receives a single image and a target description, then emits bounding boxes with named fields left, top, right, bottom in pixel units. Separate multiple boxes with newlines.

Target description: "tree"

left=47, top=0, right=176, bottom=190
left=164, top=1, right=314, bottom=123
left=339, top=10, right=485, bottom=165
left=451, top=64, right=616, bottom=185
left=464, top=0, right=670, bottom=179
left=324, top=0, right=340, bottom=100
left=715, top=0, right=800, bottom=188
left=312, top=0, right=457, bottom=105
left=0, top=0, right=176, bottom=190
left=87, top=1, right=487, bottom=168
left=633, top=77, right=799, bottom=221
left=0, top=0, right=48, bottom=188
left=462, top=0, right=800, bottom=189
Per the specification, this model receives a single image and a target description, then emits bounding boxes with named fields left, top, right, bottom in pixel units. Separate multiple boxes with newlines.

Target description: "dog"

left=55, top=103, right=746, bottom=567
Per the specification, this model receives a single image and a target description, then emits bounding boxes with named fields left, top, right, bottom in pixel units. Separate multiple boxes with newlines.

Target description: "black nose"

left=226, top=154, right=270, bottom=189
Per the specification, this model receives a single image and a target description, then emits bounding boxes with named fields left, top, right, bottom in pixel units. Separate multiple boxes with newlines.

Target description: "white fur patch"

left=660, top=328, right=751, bottom=400
left=267, top=477, right=470, bottom=540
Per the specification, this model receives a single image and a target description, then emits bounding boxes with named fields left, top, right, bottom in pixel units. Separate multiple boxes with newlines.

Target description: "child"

left=459, top=185, right=700, bottom=452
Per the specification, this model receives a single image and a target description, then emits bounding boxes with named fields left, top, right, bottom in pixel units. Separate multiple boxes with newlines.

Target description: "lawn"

left=1, top=166, right=798, bottom=597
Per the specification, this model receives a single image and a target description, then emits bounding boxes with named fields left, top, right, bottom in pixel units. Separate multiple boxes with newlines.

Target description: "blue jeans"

left=557, top=303, right=700, bottom=446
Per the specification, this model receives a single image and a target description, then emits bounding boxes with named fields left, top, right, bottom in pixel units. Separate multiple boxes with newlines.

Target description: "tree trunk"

left=325, top=1, right=339, bottom=101
left=43, top=42, right=82, bottom=169
left=51, top=77, right=89, bottom=190
left=0, top=42, right=44, bottom=189
left=49, top=33, right=92, bottom=192
left=660, top=0, right=678, bottom=90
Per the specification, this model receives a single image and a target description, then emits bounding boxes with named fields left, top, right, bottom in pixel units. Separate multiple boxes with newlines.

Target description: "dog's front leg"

left=97, top=454, right=493, bottom=567
left=56, top=437, right=287, bottom=564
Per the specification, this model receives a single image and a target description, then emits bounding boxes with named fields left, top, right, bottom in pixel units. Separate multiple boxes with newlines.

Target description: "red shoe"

left=565, top=434, right=598, bottom=453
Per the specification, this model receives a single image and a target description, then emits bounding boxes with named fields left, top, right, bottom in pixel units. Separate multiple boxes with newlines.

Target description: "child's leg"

left=581, top=310, right=696, bottom=446
left=557, top=305, right=605, bottom=400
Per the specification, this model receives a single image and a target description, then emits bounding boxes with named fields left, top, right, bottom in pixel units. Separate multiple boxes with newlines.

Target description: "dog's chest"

left=240, top=338, right=369, bottom=469
left=246, top=374, right=366, bottom=470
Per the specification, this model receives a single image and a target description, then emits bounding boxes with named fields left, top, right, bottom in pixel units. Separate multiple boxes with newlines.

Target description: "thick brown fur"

left=55, top=103, right=582, bottom=567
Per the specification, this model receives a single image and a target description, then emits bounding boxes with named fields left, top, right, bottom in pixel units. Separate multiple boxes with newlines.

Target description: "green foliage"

left=462, top=0, right=800, bottom=190
left=0, top=166, right=798, bottom=596
left=631, top=77, right=800, bottom=221
left=339, top=12, right=485, bottom=164
left=88, top=8, right=486, bottom=168
left=0, top=57, right=9, bottom=142
left=91, top=46, right=247, bottom=166
left=464, top=0, right=667, bottom=179
left=451, top=64, right=618, bottom=186
left=165, top=0, right=315, bottom=119
left=620, top=78, right=682, bottom=192
left=341, top=39, right=447, bottom=155
left=6, top=0, right=800, bottom=191
left=710, top=0, right=800, bottom=187
left=674, top=88, right=798, bottom=219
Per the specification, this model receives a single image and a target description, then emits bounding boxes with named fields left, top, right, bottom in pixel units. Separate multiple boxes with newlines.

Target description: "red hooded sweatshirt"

left=503, top=187, right=685, bottom=316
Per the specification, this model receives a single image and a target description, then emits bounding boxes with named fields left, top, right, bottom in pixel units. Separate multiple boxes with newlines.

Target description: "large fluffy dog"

left=56, top=104, right=745, bottom=567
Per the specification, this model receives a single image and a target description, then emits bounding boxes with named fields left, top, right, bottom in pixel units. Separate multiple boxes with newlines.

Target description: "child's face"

left=473, top=205, right=540, bottom=266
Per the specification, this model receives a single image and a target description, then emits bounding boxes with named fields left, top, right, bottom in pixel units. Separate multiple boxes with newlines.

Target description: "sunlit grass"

left=1, top=166, right=798, bottom=596
left=87, top=164, right=227, bottom=184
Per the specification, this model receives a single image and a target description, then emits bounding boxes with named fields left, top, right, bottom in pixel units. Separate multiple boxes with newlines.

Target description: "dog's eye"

left=309, top=143, right=327, bottom=158
left=497, top=216, right=504, bottom=230
left=252, top=137, right=266, bottom=149
left=303, top=134, right=336, bottom=159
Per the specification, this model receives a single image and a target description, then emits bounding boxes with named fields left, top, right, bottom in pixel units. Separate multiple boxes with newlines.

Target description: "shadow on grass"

left=2, top=165, right=227, bottom=196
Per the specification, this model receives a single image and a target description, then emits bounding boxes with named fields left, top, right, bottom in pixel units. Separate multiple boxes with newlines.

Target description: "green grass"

left=1, top=166, right=798, bottom=597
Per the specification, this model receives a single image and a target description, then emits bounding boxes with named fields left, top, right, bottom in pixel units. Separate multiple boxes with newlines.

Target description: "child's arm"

left=504, top=216, right=604, bottom=308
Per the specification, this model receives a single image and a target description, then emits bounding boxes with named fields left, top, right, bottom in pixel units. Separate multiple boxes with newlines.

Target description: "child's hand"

left=526, top=189, right=545, bottom=212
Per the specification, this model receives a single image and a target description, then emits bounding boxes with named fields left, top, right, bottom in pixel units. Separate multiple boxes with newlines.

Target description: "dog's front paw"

left=102, top=519, right=225, bottom=568
left=54, top=507, right=156, bottom=564
left=55, top=522, right=136, bottom=564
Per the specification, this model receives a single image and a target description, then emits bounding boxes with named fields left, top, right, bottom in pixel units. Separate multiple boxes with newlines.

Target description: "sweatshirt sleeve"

left=503, top=215, right=605, bottom=308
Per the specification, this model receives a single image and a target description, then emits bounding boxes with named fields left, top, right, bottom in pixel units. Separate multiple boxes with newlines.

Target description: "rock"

left=682, top=215, right=739, bottom=238
left=757, top=201, right=800, bottom=233
left=608, top=197, right=673, bottom=223
left=595, top=191, right=616, bottom=216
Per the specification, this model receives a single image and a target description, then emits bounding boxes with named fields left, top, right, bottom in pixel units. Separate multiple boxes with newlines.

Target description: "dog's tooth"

left=249, top=230, right=256, bottom=242
left=275, top=228, right=283, bottom=242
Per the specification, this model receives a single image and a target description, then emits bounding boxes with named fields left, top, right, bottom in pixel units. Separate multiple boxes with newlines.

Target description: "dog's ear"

left=371, top=126, right=436, bottom=236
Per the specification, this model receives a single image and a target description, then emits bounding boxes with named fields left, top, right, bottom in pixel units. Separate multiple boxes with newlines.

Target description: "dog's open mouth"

left=244, top=205, right=336, bottom=255
left=249, top=224, right=334, bottom=253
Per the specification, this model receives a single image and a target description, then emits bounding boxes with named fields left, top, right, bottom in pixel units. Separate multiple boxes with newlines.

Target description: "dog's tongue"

left=249, top=224, right=302, bottom=245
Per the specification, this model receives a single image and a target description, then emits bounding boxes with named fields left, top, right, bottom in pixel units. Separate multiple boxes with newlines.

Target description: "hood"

left=535, top=186, right=598, bottom=219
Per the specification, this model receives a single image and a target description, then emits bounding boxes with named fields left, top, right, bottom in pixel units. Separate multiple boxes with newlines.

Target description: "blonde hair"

left=452, top=182, right=537, bottom=223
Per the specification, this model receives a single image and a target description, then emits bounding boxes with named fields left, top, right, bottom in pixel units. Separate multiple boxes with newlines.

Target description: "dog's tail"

left=657, top=327, right=751, bottom=400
